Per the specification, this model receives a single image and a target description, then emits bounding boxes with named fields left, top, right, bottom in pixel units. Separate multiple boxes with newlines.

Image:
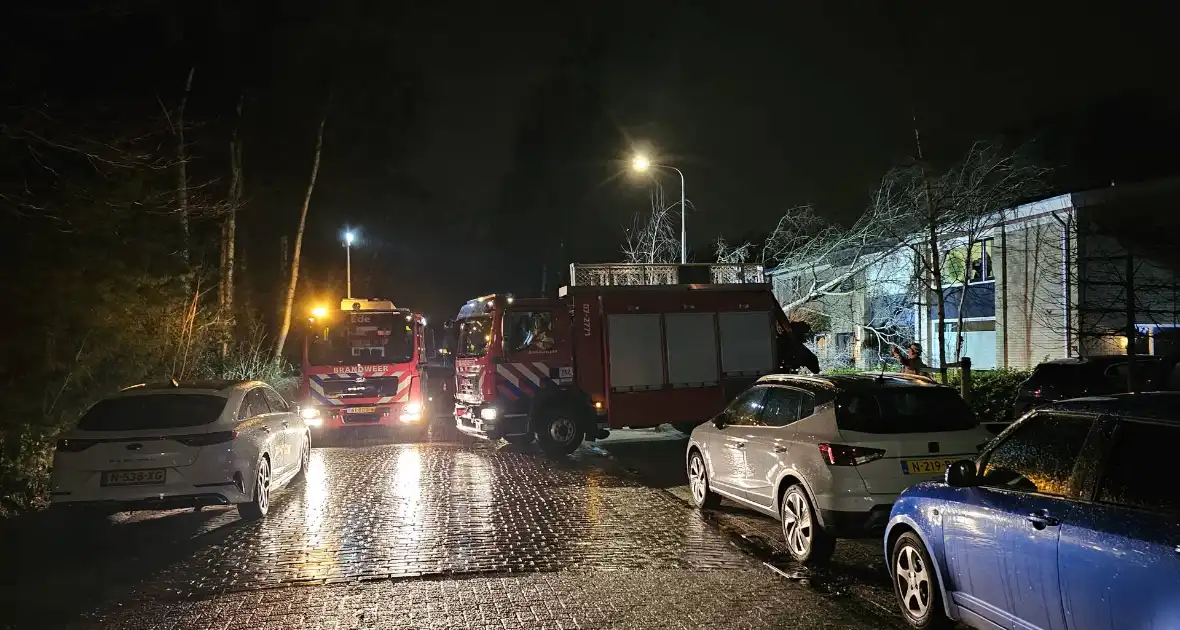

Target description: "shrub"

left=950, top=368, right=1031, bottom=425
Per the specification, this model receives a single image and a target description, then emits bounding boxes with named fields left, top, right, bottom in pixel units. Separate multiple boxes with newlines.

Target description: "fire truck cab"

left=452, top=264, right=817, bottom=454
left=301, top=298, right=431, bottom=440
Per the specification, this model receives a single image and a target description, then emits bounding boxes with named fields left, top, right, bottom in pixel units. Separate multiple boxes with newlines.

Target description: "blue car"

left=884, top=393, right=1180, bottom=630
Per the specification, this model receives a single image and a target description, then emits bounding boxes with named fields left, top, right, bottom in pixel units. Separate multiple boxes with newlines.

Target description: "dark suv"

left=1011, top=356, right=1163, bottom=427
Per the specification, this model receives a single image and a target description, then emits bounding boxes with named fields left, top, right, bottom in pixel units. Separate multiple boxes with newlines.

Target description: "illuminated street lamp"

left=311, top=306, right=328, bottom=320
left=343, top=230, right=356, bottom=298
left=631, top=154, right=687, bottom=264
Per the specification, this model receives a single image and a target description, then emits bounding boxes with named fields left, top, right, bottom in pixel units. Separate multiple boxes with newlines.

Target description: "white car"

left=50, top=380, right=311, bottom=521
left=686, top=373, right=992, bottom=564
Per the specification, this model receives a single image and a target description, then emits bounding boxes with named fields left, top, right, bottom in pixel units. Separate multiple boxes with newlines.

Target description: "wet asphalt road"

left=0, top=419, right=909, bottom=629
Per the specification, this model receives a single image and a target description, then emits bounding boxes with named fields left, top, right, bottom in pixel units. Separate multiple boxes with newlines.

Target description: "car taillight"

left=55, top=438, right=96, bottom=452
left=818, top=443, right=885, bottom=466
left=176, top=431, right=238, bottom=447
left=1032, top=387, right=1042, bottom=398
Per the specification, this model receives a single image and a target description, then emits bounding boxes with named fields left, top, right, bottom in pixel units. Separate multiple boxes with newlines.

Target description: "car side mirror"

left=712, top=414, right=727, bottom=429
left=945, top=459, right=979, bottom=488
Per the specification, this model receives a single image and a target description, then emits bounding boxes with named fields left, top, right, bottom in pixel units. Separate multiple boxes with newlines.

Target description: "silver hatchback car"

left=686, top=373, right=990, bottom=564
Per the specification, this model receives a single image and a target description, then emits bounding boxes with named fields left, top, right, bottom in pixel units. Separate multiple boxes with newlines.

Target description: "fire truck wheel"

left=534, top=406, right=585, bottom=455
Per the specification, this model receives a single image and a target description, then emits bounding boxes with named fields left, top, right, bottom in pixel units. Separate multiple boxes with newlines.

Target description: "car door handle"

left=259, top=425, right=270, bottom=433
left=727, top=442, right=745, bottom=449
left=282, top=421, right=290, bottom=428
left=1027, top=511, right=1060, bottom=528
left=773, top=445, right=788, bottom=453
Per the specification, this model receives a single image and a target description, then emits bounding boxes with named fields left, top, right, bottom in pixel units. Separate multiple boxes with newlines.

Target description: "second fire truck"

left=301, top=298, right=432, bottom=440
left=450, top=264, right=817, bottom=454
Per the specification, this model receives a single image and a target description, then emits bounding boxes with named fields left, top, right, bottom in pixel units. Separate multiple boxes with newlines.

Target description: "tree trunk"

left=924, top=175, right=948, bottom=382
left=953, top=241, right=973, bottom=361
left=274, top=114, right=327, bottom=360
left=176, top=68, right=195, bottom=272
left=220, top=96, right=243, bottom=357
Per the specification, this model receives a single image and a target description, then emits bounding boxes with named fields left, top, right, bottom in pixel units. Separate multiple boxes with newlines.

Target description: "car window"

left=837, top=387, right=977, bottom=434
left=1096, top=420, right=1180, bottom=515
left=726, top=387, right=767, bottom=426
left=980, top=412, right=1093, bottom=496
left=238, top=389, right=271, bottom=421
left=760, top=387, right=813, bottom=427
left=78, top=394, right=228, bottom=431
left=263, top=388, right=289, bottom=413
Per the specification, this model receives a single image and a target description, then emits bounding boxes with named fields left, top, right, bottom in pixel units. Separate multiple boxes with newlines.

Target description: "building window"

left=943, top=238, right=994, bottom=285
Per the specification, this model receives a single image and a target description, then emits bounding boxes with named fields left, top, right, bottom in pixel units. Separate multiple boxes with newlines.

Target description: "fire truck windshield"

left=308, top=312, right=414, bottom=365
left=455, top=316, right=492, bottom=358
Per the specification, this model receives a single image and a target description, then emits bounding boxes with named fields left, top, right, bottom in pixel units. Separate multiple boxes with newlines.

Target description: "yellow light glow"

left=632, top=154, right=651, bottom=172
left=311, top=306, right=328, bottom=319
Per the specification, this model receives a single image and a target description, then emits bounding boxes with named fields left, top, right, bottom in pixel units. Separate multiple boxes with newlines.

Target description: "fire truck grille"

left=341, top=413, right=380, bottom=424
left=457, top=374, right=479, bottom=397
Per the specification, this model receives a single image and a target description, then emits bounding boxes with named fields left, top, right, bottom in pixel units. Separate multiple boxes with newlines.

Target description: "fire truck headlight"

left=399, top=402, right=423, bottom=423
left=479, top=407, right=498, bottom=421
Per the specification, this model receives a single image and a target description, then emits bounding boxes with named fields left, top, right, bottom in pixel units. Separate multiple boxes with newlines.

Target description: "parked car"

left=1008, top=355, right=1163, bottom=430
left=50, top=380, right=311, bottom=521
left=685, top=373, right=992, bottom=564
left=884, top=393, right=1180, bottom=630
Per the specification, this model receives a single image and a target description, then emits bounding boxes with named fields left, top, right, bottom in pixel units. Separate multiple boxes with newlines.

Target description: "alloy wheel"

left=688, top=455, right=707, bottom=505
left=895, top=544, right=932, bottom=620
left=257, top=459, right=270, bottom=514
left=782, top=490, right=813, bottom=557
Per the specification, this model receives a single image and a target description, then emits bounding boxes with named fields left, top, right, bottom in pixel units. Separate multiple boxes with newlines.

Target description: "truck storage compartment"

left=664, top=312, right=719, bottom=387
left=718, top=311, right=774, bottom=376
left=607, top=314, right=664, bottom=391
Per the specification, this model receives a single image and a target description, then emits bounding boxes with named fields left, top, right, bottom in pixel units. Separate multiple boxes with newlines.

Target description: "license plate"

left=101, top=469, right=166, bottom=486
left=346, top=407, right=377, bottom=414
left=901, top=458, right=956, bottom=475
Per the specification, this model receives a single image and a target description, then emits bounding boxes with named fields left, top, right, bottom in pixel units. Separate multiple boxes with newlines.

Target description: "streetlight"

left=631, top=154, right=687, bottom=264
left=343, top=230, right=355, bottom=298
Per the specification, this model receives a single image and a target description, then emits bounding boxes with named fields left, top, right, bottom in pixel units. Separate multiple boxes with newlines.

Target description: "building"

left=768, top=179, right=1180, bottom=371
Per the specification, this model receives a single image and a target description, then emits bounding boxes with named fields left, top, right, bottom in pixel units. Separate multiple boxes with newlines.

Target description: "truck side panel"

left=572, top=293, right=607, bottom=406
left=606, top=314, right=664, bottom=390
left=717, top=311, right=775, bottom=376
left=664, top=312, right=720, bottom=387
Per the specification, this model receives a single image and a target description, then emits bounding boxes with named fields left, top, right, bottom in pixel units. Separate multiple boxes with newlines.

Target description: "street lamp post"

left=344, top=231, right=355, bottom=298
left=631, top=155, right=687, bottom=264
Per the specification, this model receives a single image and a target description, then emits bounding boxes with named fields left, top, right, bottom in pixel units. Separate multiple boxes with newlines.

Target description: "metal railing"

left=568, top=263, right=765, bottom=286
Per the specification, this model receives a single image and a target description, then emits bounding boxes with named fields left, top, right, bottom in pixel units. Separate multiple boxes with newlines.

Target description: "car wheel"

left=504, top=433, right=533, bottom=446
left=687, top=450, right=721, bottom=509
left=673, top=421, right=700, bottom=435
left=780, top=484, right=835, bottom=565
left=293, top=439, right=310, bottom=481
left=892, top=531, right=952, bottom=629
left=534, top=407, right=585, bottom=455
left=237, top=457, right=271, bottom=521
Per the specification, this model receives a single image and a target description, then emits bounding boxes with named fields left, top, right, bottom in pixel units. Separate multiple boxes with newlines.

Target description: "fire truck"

left=301, top=298, right=431, bottom=439
left=451, top=263, right=817, bottom=454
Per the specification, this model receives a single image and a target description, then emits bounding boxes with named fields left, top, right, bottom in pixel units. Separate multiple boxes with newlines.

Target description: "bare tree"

left=274, top=113, right=327, bottom=359
left=219, top=95, right=244, bottom=357
left=621, top=184, right=680, bottom=263
left=760, top=205, right=903, bottom=313
left=167, top=68, right=196, bottom=270
left=873, top=142, right=1050, bottom=379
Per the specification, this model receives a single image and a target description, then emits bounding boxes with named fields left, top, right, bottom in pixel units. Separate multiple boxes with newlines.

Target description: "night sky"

left=5, top=1, right=1178, bottom=320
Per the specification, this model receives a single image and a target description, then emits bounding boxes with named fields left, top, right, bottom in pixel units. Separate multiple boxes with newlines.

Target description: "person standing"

left=892, top=342, right=926, bottom=375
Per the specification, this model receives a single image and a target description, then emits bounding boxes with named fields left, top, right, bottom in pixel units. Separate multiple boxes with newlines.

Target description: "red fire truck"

left=451, top=264, right=817, bottom=454
left=301, top=298, right=431, bottom=439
